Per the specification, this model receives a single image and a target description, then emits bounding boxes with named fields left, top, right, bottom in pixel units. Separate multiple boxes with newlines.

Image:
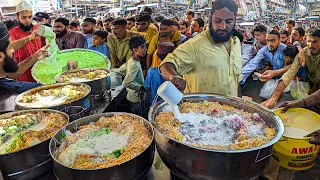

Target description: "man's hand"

left=261, top=98, right=278, bottom=109
left=298, top=52, right=306, bottom=67
left=28, top=30, right=40, bottom=41
left=296, top=45, right=306, bottom=67
left=259, top=70, right=276, bottom=82
left=170, top=76, right=186, bottom=92
left=280, top=100, right=305, bottom=113
left=307, top=130, right=320, bottom=145
left=242, top=96, right=253, bottom=101
left=32, top=44, right=50, bottom=61
left=67, top=60, right=78, bottom=70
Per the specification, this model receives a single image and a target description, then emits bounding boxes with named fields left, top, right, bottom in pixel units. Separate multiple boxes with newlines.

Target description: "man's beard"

left=19, top=23, right=33, bottom=32
left=84, top=29, right=94, bottom=34
left=55, top=29, right=68, bottom=38
left=269, top=48, right=277, bottom=53
left=3, top=52, right=18, bottom=73
left=209, top=21, right=235, bottom=43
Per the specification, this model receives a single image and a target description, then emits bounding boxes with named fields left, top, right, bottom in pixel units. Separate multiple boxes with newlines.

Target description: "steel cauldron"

left=0, top=109, right=69, bottom=180
left=55, top=68, right=111, bottom=99
left=149, top=94, right=284, bottom=180
left=49, top=112, right=155, bottom=180
left=14, top=83, right=91, bottom=111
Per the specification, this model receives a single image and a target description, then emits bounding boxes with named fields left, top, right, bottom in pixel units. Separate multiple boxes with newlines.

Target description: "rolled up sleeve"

left=159, top=41, right=195, bottom=75
left=281, top=56, right=301, bottom=87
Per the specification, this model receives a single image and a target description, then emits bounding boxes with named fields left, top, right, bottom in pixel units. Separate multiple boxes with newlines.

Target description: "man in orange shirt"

left=9, top=1, right=45, bottom=82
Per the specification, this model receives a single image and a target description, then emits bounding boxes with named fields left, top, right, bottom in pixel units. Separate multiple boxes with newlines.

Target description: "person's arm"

left=75, top=33, right=85, bottom=48
left=105, top=44, right=111, bottom=60
left=273, top=65, right=291, bottom=76
left=242, top=44, right=253, bottom=67
left=144, top=69, right=152, bottom=90
left=7, top=44, right=49, bottom=79
left=306, top=129, right=320, bottom=145
left=304, top=89, right=320, bottom=108
left=146, top=54, right=153, bottom=69
left=122, top=61, right=141, bottom=91
left=159, top=41, right=195, bottom=91
left=160, top=63, right=186, bottom=91
left=241, top=47, right=266, bottom=82
left=146, top=34, right=158, bottom=69
left=261, top=55, right=303, bottom=108
left=259, top=65, right=291, bottom=82
left=107, top=37, right=118, bottom=68
left=280, top=89, right=320, bottom=113
left=11, top=31, right=39, bottom=52
left=296, top=45, right=306, bottom=66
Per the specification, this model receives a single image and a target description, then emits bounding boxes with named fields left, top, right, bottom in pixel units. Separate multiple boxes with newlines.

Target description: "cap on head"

left=16, top=0, right=32, bottom=13
left=157, top=42, right=175, bottom=55
left=0, top=23, right=10, bottom=50
left=34, top=12, right=50, bottom=20
left=211, top=0, right=238, bottom=15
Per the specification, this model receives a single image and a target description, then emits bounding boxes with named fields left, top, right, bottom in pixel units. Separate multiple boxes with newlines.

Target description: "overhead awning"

left=239, top=22, right=255, bottom=26
left=137, top=3, right=158, bottom=8
left=127, top=7, right=137, bottom=11
left=109, top=8, right=121, bottom=13
left=67, top=7, right=84, bottom=10
left=305, top=16, right=319, bottom=20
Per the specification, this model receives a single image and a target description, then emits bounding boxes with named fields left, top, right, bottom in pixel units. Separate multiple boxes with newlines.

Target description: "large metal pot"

left=55, top=68, right=111, bottom=99
left=31, top=48, right=111, bottom=84
left=0, top=109, right=69, bottom=180
left=49, top=112, right=155, bottom=180
left=14, top=83, right=91, bottom=111
left=148, top=94, right=284, bottom=180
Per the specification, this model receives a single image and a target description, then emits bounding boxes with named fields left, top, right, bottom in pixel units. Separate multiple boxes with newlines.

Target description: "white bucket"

left=36, top=25, right=54, bottom=38
left=157, top=81, right=183, bottom=105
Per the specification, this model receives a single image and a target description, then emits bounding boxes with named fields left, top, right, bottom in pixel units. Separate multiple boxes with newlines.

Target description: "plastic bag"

left=290, top=78, right=310, bottom=100
left=284, top=80, right=294, bottom=93
left=42, top=34, right=60, bottom=64
left=260, top=79, right=278, bottom=99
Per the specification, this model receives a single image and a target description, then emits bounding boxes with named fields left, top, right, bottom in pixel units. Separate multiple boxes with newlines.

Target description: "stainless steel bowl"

left=55, top=68, right=111, bottom=99
left=0, top=109, right=69, bottom=180
left=148, top=94, right=284, bottom=180
left=14, top=83, right=91, bottom=111
left=31, top=48, right=111, bottom=84
left=49, top=112, right=155, bottom=180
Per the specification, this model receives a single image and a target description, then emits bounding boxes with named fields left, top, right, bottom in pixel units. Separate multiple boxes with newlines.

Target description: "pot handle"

left=255, top=149, right=271, bottom=163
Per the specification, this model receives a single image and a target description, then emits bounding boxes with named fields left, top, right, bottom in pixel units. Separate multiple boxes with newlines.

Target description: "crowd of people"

left=1, top=0, right=320, bottom=179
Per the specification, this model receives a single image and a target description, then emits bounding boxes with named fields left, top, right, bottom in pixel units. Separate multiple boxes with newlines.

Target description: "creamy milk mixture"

left=284, top=127, right=309, bottom=139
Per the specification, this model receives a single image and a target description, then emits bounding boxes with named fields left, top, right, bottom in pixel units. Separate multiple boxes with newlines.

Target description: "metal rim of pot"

left=0, top=109, right=69, bottom=155
left=31, top=48, right=111, bottom=84
left=49, top=112, right=155, bottom=171
left=54, top=68, right=110, bottom=84
left=14, top=83, right=91, bottom=110
left=148, top=93, right=285, bottom=153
